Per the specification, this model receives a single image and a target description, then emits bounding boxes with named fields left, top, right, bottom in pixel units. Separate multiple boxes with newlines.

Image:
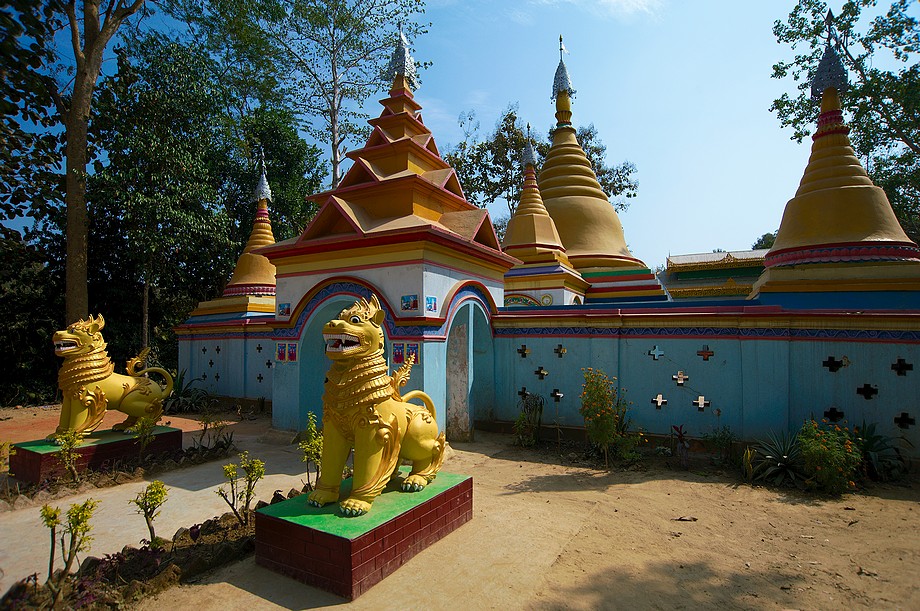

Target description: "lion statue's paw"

left=339, top=498, right=371, bottom=516
left=401, top=474, right=429, bottom=492
left=307, top=489, right=338, bottom=507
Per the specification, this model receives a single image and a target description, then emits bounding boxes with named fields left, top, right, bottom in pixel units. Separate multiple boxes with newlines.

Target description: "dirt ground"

left=3, top=405, right=919, bottom=610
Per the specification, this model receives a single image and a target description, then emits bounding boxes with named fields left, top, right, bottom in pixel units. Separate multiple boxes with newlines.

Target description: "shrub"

left=672, top=424, right=690, bottom=469
left=41, top=499, right=98, bottom=607
left=580, top=368, right=640, bottom=467
left=52, top=429, right=84, bottom=482
left=702, top=425, right=736, bottom=464
left=217, top=451, right=265, bottom=525
left=751, top=430, right=804, bottom=487
left=514, top=391, right=543, bottom=447
left=163, top=369, right=210, bottom=414
left=130, top=480, right=169, bottom=548
left=853, top=421, right=909, bottom=481
left=131, top=416, right=158, bottom=459
left=798, top=419, right=860, bottom=495
left=298, top=412, right=323, bottom=490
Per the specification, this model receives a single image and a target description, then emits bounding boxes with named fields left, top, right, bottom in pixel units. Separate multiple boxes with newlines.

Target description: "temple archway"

left=445, top=301, right=494, bottom=441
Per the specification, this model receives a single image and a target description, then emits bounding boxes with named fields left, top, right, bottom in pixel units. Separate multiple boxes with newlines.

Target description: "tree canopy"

left=771, top=0, right=920, bottom=243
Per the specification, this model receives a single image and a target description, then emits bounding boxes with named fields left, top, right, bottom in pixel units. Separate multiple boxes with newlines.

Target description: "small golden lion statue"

left=308, top=295, right=446, bottom=516
left=52, top=314, right=173, bottom=437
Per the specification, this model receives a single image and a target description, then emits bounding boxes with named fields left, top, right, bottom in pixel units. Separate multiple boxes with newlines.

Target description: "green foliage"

left=702, top=425, right=737, bottom=464
left=579, top=368, right=640, bottom=467
left=771, top=0, right=920, bottom=243
left=298, top=412, right=323, bottom=490
left=672, top=424, right=690, bottom=469
left=217, top=451, right=265, bottom=525
left=853, top=420, right=910, bottom=481
left=751, top=430, right=805, bottom=487
left=131, top=416, right=158, bottom=459
left=130, top=480, right=169, bottom=548
left=41, top=498, right=98, bottom=606
left=798, top=419, right=861, bottom=495
left=444, top=105, right=638, bottom=217
left=53, top=429, right=84, bottom=483
left=193, top=411, right=234, bottom=451
left=513, top=392, right=544, bottom=448
left=752, top=231, right=777, bottom=249
left=163, top=369, right=211, bottom=414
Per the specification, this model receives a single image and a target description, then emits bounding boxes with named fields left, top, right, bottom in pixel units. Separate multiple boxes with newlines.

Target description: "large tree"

left=771, top=0, right=920, bottom=242
left=44, top=0, right=148, bottom=325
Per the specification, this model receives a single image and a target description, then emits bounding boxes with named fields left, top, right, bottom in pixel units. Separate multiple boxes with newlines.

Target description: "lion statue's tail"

left=126, top=348, right=175, bottom=397
left=402, top=390, right=437, bottom=421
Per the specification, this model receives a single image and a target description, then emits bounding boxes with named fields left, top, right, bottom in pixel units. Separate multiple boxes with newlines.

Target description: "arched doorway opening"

left=445, top=301, right=494, bottom=441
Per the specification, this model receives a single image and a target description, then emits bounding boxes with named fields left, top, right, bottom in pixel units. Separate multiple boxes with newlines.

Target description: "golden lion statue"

left=307, top=295, right=446, bottom=516
left=52, top=314, right=173, bottom=437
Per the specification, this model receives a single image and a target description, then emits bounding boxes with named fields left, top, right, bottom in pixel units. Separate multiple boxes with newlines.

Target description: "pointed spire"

left=386, top=26, right=419, bottom=91
left=811, top=10, right=848, bottom=99
left=521, top=123, right=537, bottom=168
left=254, top=147, right=272, bottom=202
left=552, top=35, right=576, bottom=102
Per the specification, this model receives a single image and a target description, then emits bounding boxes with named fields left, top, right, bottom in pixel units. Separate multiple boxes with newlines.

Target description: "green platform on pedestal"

left=255, top=468, right=473, bottom=599
left=9, top=426, right=183, bottom=484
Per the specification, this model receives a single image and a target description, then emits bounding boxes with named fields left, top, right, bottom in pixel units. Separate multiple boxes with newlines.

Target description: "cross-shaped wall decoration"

left=208, top=359, right=214, bottom=368
left=551, top=389, right=564, bottom=402
left=891, top=358, right=913, bottom=376
left=257, top=374, right=264, bottom=383
left=651, top=394, right=668, bottom=409
left=201, top=347, right=207, bottom=354
left=265, top=360, right=273, bottom=369
left=256, top=344, right=263, bottom=353
left=534, top=367, right=548, bottom=380
left=648, top=345, right=665, bottom=360
left=518, top=387, right=528, bottom=399
left=202, top=372, right=208, bottom=380
left=823, top=356, right=844, bottom=372
left=214, top=346, right=221, bottom=354
left=517, top=345, right=531, bottom=358
left=894, top=412, right=915, bottom=429
left=214, top=372, right=220, bottom=382
left=554, top=344, right=567, bottom=358
left=856, top=384, right=878, bottom=400
left=824, top=407, right=845, bottom=422
left=692, top=396, right=710, bottom=412
left=672, top=371, right=689, bottom=386
left=697, top=345, right=714, bottom=361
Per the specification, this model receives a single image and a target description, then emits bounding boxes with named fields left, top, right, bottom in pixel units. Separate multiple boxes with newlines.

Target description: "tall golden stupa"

left=751, top=23, right=920, bottom=300
left=223, top=154, right=277, bottom=297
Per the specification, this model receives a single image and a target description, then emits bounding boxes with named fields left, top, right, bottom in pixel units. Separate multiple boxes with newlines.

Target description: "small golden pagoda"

left=751, top=22, right=920, bottom=300
left=223, top=156, right=277, bottom=297
left=539, top=37, right=666, bottom=302
left=503, top=132, right=588, bottom=306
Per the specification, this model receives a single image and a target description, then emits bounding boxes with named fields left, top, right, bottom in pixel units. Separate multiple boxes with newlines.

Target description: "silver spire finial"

left=386, top=27, right=419, bottom=90
left=255, top=146, right=272, bottom=202
left=522, top=123, right=536, bottom=168
left=811, top=10, right=848, bottom=99
left=551, top=36, right=576, bottom=101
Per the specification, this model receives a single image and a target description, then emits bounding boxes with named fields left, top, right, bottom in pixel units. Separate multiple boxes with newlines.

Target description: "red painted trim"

left=275, top=258, right=501, bottom=286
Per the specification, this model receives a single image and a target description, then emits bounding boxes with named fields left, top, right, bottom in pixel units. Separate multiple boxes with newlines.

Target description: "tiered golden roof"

left=224, top=170, right=276, bottom=296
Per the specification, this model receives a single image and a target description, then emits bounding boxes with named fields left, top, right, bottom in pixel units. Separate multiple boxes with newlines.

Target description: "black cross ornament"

left=551, top=389, right=564, bottom=402
left=554, top=344, right=567, bottom=358
left=265, top=360, right=273, bottom=369
left=891, top=358, right=913, bottom=376
left=648, top=345, right=665, bottom=360
left=202, top=372, right=208, bottom=380
left=534, top=367, right=548, bottom=380
left=257, top=374, right=264, bottom=383
left=214, top=346, right=221, bottom=354
left=856, top=384, right=878, bottom=400
left=823, top=356, right=844, bottom=372
left=697, top=345, right=714, bottom=361
left=517, top=345, right=531, bottom=358
left=214, top=372, right=220, bottom=382
left=256, top=344, right=263, bottom=353
left=518, top=387, right=528, bottom=399
left=692, top=396, right=710, bottom=412
left=651, top=394, right=667, bottom=409
left=208, top=359, right=214, bottom=368
left=894, top=412, right=915, bottom=429
left=824, top=407, right=845, bottom=422
left=201, top=347, right=207, bottom=354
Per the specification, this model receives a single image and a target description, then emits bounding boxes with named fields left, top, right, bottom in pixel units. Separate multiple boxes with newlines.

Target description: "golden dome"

left=224, top=197, right=277, bottom=296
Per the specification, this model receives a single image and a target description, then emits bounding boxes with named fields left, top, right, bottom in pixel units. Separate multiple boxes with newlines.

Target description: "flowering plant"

left=798, top=419, right=860, bottom=495
left=580, top=368, right=640, bottom=466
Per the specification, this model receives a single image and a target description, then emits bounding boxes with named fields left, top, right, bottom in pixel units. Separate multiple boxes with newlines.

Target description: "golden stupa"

left=752, top=34, right=920, bottom=297
left=538, top=42, right=643, bottom=272
left=224, top=159, right=277, bottom=296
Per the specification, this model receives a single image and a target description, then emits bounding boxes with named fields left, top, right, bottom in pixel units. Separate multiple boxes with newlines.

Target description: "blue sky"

left=409, top=0, right=816, bottom=269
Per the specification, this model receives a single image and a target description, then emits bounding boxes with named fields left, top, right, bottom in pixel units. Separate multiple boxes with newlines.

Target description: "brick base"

left=256, top=474, right=472, bottom=599
left=9, top=427, right=182, bottom=485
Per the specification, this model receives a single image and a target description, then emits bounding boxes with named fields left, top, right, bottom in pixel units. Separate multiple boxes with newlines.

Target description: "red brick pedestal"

left=255, top=471, right=472, bottom=599
left=9, top=426, right=182, bottom=485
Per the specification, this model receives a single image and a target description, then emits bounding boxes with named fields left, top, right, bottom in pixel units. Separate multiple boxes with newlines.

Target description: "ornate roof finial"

left=386, top=25, right=419, bottom=91
left=522, top=123, right=536, bottom=168
left=552, top=35, right=576, bottom=101
left=811, top=9, right=848, bottom=99
left=255, top=146, right=272, bottom=202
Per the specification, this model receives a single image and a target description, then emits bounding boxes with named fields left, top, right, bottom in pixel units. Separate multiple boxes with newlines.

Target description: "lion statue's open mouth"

left=307, top=294, right=446, bottom=516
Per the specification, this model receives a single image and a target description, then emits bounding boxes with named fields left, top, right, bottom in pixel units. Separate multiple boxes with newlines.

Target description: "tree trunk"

left=142, top=279, right=149, bottom=349
left=64, top=114, right=90, bottom=324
